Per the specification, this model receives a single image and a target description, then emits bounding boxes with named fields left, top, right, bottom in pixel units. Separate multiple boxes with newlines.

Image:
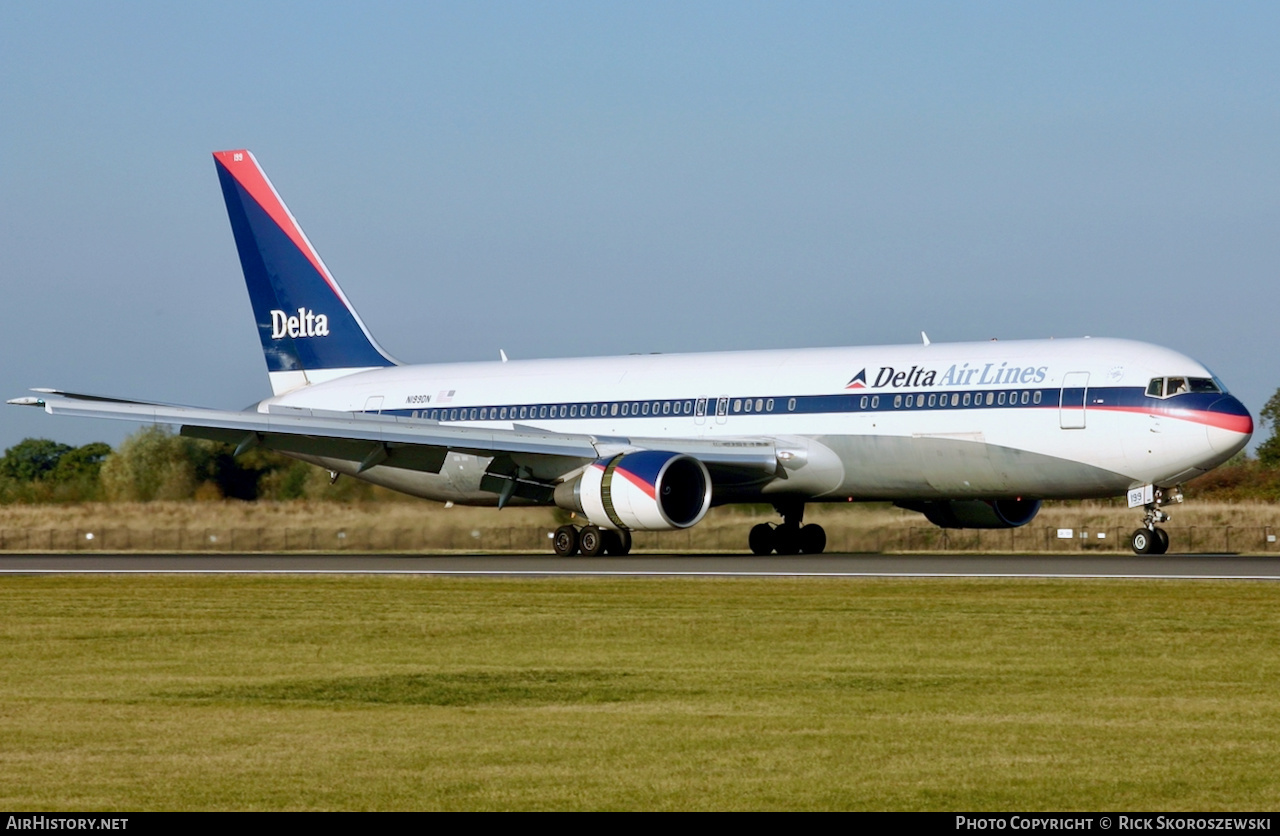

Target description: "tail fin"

left=213, top=150, right=399, bottom=395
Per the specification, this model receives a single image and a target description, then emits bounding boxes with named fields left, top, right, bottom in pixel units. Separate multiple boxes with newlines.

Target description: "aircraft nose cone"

left=1205, top=396, right=1253, bottom=456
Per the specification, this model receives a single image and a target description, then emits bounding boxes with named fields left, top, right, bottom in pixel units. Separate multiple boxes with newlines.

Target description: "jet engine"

left=899, top=498, right=1042, bottom=529
left=554, top=451, right=712, bottom=531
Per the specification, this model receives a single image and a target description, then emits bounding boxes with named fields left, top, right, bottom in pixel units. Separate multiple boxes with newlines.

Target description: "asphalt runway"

left=1, top=552, right=1279, bottom=579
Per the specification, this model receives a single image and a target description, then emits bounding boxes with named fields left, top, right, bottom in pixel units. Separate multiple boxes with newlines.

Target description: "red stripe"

left=213, top=150, right=337, bottom=296
left=1089, top=405, right=1253, bottom=434
left=614, top=466, right=657, bottom=499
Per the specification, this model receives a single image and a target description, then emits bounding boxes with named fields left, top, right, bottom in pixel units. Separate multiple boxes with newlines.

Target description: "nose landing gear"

left=1130, top=525, right=1169, bottom=555
left=1130, top=487, right=1181, bottom=555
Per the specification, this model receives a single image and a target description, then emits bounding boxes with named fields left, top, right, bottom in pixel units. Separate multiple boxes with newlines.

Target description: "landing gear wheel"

left=749, top=523, right=775, bottom=556
left=1131, top=528, right=1155, bottom=555
left=603, top=529, right=633, bottom=556
left=579, top=525, right=606, bottom=557
left=553, top=525, right=580, bottom=556
left=774, top=525, right=801, bottom=556
left=799, top=524, right=827, bottom=555
left=1152, top=527, right=1170, bottom=555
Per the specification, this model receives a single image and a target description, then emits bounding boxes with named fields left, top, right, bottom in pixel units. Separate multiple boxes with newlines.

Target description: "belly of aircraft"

left=808, top=433, right=1133, bottom=500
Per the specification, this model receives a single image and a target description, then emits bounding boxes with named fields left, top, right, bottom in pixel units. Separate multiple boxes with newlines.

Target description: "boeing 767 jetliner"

left=9, top=150, right=1254, bottom=556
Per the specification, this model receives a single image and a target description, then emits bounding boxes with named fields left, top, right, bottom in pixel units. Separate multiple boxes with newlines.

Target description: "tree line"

left=2, top=388, right=1278, bottom=504
left=0, top=427, right=388, bottom=504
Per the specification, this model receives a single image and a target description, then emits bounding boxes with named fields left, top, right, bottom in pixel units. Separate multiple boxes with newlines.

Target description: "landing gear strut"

left=1130, top=487, right=1180, bottom=555
left=749, top=502, right=826, bottom=555
left=552, top=524, right=632, bottom=557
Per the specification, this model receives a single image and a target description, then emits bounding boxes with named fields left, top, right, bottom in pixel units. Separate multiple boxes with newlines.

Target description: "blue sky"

left=2, top=1, right=1277, bottom=451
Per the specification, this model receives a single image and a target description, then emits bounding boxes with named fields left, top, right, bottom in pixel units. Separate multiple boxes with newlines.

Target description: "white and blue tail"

left=213, top=150, right=399, bottom=395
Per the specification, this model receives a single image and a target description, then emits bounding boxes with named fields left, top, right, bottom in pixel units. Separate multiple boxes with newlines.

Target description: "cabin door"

left=1059, top=373, right=1088, bottom=429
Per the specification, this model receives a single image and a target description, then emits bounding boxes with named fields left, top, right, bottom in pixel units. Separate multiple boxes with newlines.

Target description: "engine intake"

left=555, top=451, right=712, bottom=531
left=899, top=498, right=1041, bottom=529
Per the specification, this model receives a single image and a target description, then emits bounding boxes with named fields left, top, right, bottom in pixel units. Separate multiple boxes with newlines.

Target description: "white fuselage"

left=258, top=336, right=1251, bottom=506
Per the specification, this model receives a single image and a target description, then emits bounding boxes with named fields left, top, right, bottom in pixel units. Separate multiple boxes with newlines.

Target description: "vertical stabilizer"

left=213, top=150, right=399, bottom=395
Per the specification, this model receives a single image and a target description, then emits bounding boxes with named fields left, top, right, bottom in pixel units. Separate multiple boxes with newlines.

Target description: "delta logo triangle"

left=845, top=369, right=868, bottom=389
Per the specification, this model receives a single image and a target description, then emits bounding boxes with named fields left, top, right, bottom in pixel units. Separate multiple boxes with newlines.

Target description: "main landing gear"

left=1130, top=487, right=1181, bottom=555
left=749, top=502, right=826, bottom=555
left=553, top=524, right=632, bottom=557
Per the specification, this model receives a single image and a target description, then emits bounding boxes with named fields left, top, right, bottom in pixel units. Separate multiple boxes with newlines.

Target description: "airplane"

left=8, top=150, right=1254, bottom=557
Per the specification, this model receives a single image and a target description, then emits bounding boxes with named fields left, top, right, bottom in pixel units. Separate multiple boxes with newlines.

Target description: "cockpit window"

left=1146, top=376, right=1221, bottom=399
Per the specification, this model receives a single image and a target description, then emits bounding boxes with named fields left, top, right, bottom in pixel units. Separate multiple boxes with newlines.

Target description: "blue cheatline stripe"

left=365, top=385, right=1236, bottom=423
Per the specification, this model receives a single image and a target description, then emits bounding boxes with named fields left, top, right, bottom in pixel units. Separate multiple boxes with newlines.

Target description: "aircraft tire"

left=749, top=523, right=775, bottom=555
left=774, top=525, right=801, bottom=556
left=553, top=525, right=580, bottom=557
left=603, top=529, right=633, bottom=556
left=1152, top=527, right=1170, bottom=555
left=1131, top=528, right=1155, bottom=555
left=579, top=525, right=606, bottom=557
left=799, top=524, right=827, bottom=555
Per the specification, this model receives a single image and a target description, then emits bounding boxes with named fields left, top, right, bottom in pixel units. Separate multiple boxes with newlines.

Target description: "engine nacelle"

left=554, top=451, right=712, bottom=531
left=899, top=499, right=1042, bottom=529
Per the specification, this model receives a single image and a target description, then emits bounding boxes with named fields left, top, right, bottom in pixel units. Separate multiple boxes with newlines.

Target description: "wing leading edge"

left=8, top=391, right=780, bottom=500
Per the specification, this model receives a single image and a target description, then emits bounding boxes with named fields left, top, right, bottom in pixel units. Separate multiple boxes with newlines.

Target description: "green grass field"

left=2, top=575, right=1279, bottom=810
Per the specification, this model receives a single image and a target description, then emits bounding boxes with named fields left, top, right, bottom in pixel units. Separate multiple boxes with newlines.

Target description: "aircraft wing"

left=9, top=390, right=780, bottom=498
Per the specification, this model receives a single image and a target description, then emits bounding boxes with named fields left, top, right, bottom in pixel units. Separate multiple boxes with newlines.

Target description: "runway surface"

left=2, top=552, right=1279, bottom=579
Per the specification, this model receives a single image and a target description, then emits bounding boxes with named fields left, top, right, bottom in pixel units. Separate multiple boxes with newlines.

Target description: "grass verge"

left=1, top=575, right=1279, bottom=810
